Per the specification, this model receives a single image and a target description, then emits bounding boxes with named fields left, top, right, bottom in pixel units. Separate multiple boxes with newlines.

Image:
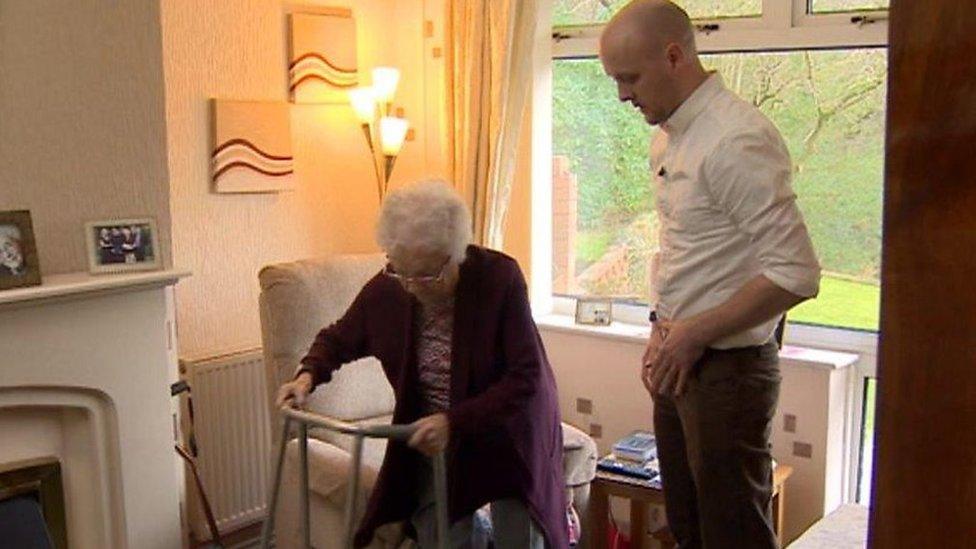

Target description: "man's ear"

left=665, top=42, right=684, bottom=69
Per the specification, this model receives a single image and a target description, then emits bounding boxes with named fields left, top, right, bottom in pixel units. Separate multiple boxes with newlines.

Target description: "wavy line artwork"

left=213, top=138, right=294, bottom=161
left=289, top=52, right=356, bottom=74
left=212, top=101, right=295, bottom=194
left=288, top=11, right=358, bottom=103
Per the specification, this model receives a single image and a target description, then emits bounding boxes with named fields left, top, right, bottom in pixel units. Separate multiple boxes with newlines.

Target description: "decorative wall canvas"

left=288, top=8, right=358, bottom=103
left=211, top=100, right=295, bottom=193
left=0, top=210, right=41, bottom=290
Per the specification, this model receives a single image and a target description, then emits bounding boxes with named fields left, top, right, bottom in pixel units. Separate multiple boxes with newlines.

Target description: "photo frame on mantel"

left=0, top=210, right=42, bottom=291
left=84, top=217, right=161, bottom=274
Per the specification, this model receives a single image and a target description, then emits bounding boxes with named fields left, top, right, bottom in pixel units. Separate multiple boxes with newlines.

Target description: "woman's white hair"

left=376, top=179, right=472, bottom=264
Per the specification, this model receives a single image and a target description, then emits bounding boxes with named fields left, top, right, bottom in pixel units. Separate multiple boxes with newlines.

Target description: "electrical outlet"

left=576, top=398, right=593, bottom=415
left=784, top=414, right=797, bottom=433
left=589, top=423, right=603, bottom=438
left=793, top=441, right=813, bottom=458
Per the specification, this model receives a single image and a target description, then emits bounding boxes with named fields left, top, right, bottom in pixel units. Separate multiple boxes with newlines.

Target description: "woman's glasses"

left=383, top=257, right=450, bottom=286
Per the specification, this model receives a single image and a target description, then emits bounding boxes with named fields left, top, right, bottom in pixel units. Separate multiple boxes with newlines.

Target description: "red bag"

left=608, top=518, right=632, bottom=549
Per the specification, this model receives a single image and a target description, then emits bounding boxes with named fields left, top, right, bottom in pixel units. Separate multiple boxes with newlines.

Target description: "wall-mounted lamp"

left=348, top=67, right=408, bottom=202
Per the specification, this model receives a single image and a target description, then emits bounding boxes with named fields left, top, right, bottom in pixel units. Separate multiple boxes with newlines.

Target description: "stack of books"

left=597, top=430, right=660, bottom=485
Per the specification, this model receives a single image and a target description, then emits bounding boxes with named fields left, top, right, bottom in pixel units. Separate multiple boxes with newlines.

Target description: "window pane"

left=858, top=377, right=877, bottom=504
left=552, top=57, right=655, bottom=303
left=552, top=49, right=886, bottom=331
left=552, top=0, right=761, bottom=27
left=810, top=0, right=889, bottom=14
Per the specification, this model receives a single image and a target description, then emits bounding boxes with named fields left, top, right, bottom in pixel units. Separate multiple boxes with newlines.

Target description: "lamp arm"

left=360, top=123, right=384, bottom=202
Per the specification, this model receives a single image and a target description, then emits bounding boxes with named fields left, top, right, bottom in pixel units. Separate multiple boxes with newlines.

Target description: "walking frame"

left=260, top=405, right=449, bottom=549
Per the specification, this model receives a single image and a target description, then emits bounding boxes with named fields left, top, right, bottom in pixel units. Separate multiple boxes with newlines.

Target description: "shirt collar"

left=661, top=72, right=724, bottom=136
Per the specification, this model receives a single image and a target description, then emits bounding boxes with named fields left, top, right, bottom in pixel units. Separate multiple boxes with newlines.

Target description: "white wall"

left=539, top=323, right=856, bottom=545
left=0, top=0, right=172, bottom=274
left=160, top=0, right=448, bottom=358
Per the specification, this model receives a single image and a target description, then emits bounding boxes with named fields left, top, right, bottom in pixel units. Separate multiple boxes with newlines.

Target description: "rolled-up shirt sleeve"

left=703, top=128, right=821, bottom=298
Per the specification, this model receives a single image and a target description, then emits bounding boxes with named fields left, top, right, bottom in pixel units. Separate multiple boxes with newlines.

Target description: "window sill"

left=534, top=313, right=650, bottom=345
left=535, top=313, right=860, bottom=370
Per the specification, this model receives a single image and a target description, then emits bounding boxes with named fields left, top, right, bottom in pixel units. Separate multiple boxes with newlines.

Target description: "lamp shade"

left=348, top=87, right=376, bottom=124
left=372, top=67, right=400, bottom=104
left=379, top=116, right=409, bottom=156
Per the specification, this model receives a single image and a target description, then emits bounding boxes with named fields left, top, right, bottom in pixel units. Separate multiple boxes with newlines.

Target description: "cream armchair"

left=259, top=254, right=597, bottom=549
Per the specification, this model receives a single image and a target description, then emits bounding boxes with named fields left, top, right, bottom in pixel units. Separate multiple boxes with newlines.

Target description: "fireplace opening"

left=0, top=457, right=68, bottom=549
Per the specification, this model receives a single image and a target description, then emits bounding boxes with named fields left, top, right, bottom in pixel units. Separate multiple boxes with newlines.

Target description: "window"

left=546, top=0, right=888, bottom=505
left=810, top=0, right=889, bottom=14
left=857, top=376, right=877, bottom=504
left=553, top=49, right=886, bottom=331
left=552, top=57, right=653, bottom=304
left=553, top=0, right=762, bottom=27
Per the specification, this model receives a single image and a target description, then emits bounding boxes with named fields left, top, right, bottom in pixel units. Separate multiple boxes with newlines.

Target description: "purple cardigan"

left=299, top=246, right=568, bottom=548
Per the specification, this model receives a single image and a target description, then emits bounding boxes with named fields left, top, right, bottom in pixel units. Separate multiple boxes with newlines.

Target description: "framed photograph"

left=0, top=210, right=42, bottom=290
left=85, top=218, right=161, bottom=274
left=575, top=297, right=613, bottom=326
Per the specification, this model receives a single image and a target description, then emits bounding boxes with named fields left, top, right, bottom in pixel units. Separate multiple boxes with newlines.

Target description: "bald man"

left=600, top=2, right=821, bottom=547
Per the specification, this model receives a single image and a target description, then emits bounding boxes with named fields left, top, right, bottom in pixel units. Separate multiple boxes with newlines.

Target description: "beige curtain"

left=447, top=0, right=537, bottom=249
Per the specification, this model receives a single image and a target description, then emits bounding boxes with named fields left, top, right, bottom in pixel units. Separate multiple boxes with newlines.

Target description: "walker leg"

left=299, top=422, right=310, bottom=548
left=344, top=434, right=365, bottom=549
left=433, top=453, right=449, bottom=549
left=260, top=417, right=293, bottom=549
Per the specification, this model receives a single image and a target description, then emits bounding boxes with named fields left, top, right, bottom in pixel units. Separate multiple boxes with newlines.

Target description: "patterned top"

left=414, top=300, right=454, bottom=414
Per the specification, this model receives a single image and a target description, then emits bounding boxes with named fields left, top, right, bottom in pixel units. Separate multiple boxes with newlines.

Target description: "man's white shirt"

left=650, top=72, right=821, bottom=349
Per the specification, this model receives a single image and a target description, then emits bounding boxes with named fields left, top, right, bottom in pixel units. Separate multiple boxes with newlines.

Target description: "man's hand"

left=648, top=319, right=707, bottom=397
left=276, top=371, right=313, bottom=408
left=408, top=413, right=450, bottom=457
left=641, top=325, right=668, bottom=395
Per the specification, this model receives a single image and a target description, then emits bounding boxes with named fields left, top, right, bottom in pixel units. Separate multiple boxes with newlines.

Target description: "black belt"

left=650, top=309, right=782, bottom=353
left=704, top=341, right=779, bottom=359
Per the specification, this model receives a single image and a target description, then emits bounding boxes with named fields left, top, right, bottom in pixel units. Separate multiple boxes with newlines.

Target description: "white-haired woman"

left=277, top=180, right=567, bottom=548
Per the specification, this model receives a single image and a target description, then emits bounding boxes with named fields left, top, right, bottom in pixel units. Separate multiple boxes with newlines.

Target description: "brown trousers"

left=652, top=341, right=781, bottom=549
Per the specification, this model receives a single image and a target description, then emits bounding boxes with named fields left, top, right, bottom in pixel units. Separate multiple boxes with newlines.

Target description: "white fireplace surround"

left=0, top=270, right=188, bottom=549
left=0, top=387, right=123, bottom=547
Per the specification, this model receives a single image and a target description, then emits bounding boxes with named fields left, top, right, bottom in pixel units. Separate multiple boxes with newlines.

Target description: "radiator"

left=181, top=348, right=271, bottom=536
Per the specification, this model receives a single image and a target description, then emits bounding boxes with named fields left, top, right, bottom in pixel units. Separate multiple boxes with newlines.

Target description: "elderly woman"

left=276, top=180, right=567, bottom=548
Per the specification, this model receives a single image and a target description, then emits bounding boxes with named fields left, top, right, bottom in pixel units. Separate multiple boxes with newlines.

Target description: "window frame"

left=538, top=0, right=888, bottom=505
left=552, top=0, right=888, bottom=58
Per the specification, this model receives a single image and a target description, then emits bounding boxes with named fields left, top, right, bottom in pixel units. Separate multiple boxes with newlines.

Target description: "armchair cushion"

left=311, top=414, right=394, bottom=474
left=562, top=423, right=598, bottom=488
left=259, top=254, right=394, bottom=422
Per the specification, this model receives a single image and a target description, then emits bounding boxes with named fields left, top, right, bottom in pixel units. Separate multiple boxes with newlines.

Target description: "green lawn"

left=573, top=228, right=881, bottom=332
left=789, top=275, right=880, bottom=331
left=576, top=229, right=614, bottom=264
